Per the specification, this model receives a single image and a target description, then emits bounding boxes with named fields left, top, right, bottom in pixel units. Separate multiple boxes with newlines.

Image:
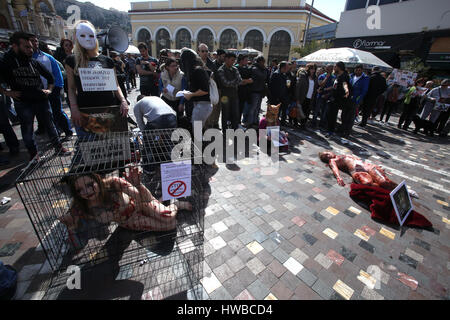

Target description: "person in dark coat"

left=295, top=63, right=318, bottom=129
left=360, top=66, right=387, bottom=127
left=268, top=61, right=290, bottom=126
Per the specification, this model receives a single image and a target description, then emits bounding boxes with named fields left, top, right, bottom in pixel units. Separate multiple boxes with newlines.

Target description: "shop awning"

left=426, top=37, right=450, bottom=69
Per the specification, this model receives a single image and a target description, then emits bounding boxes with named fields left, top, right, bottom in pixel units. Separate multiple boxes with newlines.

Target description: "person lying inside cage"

left=59, top=166, right=192, bottom=251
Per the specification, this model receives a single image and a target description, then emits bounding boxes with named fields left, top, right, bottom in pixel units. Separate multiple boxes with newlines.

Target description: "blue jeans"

left=247, top=92, right=263, bottom=125
left=317, top=97, right=330, bottom=128
left=4, top=95, right=18, bottom=123
left=0, top=98, right=19, bottom=150
left=14, top=100, right=61, bottom=155
left=48, top=88, right=72, bottom=135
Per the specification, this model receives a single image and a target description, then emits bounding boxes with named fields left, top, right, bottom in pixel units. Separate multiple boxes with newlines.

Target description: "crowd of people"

left=0, top=20, right=449, bottom=167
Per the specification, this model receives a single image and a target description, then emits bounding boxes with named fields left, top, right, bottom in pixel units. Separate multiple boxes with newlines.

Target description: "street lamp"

left=302, top=0, right=315, bottom=47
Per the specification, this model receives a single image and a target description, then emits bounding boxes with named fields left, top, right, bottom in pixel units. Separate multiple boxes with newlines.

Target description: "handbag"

left=209, top=73, right=220, bottom=105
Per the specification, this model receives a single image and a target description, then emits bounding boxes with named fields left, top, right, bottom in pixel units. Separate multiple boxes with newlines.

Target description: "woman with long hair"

left=65, top=20, right=128, bottom=137
left=59, top=167, right=192, bottom=234
left=295, top=63, right=318, bottom=129
left=179, top=48, right=212, bottom=127
left=54, top=38, right=73, bottom=65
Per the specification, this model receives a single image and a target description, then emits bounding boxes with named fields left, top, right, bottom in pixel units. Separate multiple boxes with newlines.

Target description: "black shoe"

left=0, top=156, right=9, bottom=166
left=35, top=129, right=45, bottom=136
left=9, top=147, right=20, bottom=156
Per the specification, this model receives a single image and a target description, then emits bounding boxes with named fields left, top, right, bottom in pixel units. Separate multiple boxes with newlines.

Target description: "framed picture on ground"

left=390, top=180, right=414, bottom=226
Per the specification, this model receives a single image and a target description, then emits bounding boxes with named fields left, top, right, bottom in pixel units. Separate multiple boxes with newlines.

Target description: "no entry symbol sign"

left=161, top=161, right=192, bottom=201
left=168, top=180, right=187, bottom=197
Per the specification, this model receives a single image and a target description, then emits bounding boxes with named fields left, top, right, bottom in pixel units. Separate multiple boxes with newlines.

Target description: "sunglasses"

left=200, top=50, right=208, bottom=53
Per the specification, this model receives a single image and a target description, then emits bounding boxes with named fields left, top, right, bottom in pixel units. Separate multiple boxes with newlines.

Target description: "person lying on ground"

left=319, top=151, right=418, bottom=197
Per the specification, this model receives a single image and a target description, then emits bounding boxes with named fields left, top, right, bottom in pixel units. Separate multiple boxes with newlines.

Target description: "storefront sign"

left=352, top=38, right=390, bottom=50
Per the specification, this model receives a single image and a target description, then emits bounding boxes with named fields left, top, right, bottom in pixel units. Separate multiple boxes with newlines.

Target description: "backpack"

left=209, top=73, right=220, bottom=105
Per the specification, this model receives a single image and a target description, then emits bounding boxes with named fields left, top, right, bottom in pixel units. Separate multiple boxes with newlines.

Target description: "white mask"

left=76, top=23, right=97, bottom=50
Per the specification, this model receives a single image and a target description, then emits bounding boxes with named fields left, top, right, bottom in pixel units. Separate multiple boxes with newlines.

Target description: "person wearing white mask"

left=65, top=20, right=129, bottom=137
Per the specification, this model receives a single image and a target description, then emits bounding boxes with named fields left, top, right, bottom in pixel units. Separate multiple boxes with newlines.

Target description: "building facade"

left=334, top=0, right=450, bottom=71
left=0, top=0, right=65, bottom=50
left=128, top=0, right=335, bottom=62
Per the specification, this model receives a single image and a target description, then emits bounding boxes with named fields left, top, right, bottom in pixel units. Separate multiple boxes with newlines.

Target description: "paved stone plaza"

left=0, top=87, right=449, bottom=300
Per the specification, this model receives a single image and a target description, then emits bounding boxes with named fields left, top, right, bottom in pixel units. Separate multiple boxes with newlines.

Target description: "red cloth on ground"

left=349, top=183, right=432, bottom=228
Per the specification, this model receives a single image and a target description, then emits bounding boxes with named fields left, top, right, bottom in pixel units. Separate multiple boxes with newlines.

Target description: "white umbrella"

left=296, top=47, right=393, bottom=70
left=125, top=44, right=140, bottom=55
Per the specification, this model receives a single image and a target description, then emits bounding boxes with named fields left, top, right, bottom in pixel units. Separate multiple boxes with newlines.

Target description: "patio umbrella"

left=125, top=44, right=140, bottom=55
left=296, top=47, right=393, bottom=71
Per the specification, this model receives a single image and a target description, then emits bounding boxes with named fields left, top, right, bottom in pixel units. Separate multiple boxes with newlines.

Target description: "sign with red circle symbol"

left=168, top=180, right=187, bottom=198
left=161, top=161, right=192, bottom=201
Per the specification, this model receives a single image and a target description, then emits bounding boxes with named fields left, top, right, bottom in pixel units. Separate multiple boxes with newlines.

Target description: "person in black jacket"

left=0, top=32, right=67, bottom=160
left=268, top=61, right=290, bottom=126
left=237, top=54, right=254, bottom=125
left=360, top=66, right=387, bottom=127
left=245, top=55, right=269, bottom=127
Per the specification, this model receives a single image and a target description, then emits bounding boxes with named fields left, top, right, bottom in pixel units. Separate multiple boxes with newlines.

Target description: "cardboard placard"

left=390, top=69, right=417, bottom=87
left=79, top=68, right=118, bottom=92
left=161, top=161, right=192, bottom=201
left=79, top=136, right=131, bottom=166
left=79, top=105, right=128, bottom=134
left=390, top=181, right=414, bottom=226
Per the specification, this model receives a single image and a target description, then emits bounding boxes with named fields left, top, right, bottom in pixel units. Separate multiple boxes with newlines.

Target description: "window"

left=219, top=29, right=238, bottom=50
left=137, top=29, right=152, bottom=56
left=345, top=0, right=368, bottom=11
left=244, top=30, right=264, bottom=52
left=175, top=29, right=191, bottom=49
left=156, top=29, right=170, bottom=55
left=197, top=29, right=214, bottom=52
left=268, top=30, right=291, bottom=64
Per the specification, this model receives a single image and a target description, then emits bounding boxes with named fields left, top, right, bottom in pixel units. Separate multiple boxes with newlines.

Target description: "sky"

left=76, top=0, right=346, bottom=21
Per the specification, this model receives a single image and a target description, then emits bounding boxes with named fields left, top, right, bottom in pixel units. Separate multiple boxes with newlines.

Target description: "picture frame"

left=390, top=180, right=414, bottom=226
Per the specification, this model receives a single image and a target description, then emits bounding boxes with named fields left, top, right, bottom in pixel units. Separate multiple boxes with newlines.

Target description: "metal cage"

left=16, top=129, right=208, bottom=299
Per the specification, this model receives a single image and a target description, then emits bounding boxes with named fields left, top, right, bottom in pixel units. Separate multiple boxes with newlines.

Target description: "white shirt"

left=306, top=79, right=315, bottom=99
left=133, top=96, right=176, bottom=131
left=353, top=75, right=362, bottom=84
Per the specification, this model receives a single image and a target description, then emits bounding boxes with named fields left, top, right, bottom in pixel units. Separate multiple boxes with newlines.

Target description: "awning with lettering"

left=334, top=33, right=425, bottom=53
